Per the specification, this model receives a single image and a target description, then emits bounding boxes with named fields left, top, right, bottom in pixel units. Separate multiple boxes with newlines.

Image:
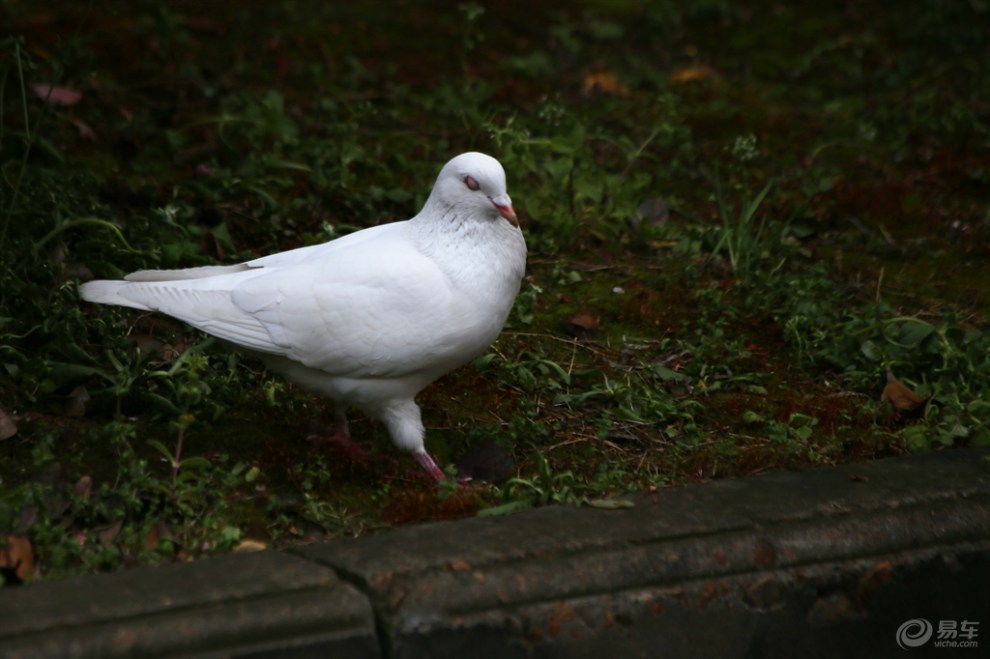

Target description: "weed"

left=709, top=165, right=778, bottom=277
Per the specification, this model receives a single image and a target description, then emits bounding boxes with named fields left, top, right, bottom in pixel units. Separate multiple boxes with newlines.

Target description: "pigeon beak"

left=415, top=450, right=446, bottom=481
left=489, top=193, right=518, bottom=226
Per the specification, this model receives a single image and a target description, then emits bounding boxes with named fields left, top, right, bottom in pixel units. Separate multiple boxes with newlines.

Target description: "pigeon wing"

left=230, top=238, right=466, bottom=378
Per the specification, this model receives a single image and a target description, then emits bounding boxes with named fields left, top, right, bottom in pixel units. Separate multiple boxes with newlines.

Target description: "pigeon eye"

left=463, top=175, right=480, bottom=191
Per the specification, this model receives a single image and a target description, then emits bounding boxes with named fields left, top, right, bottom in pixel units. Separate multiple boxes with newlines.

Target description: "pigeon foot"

left=308, top=415, right=370, bottom=463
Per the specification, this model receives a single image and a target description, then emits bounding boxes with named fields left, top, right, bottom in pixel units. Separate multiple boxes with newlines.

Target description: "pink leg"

left=309, top=410, right=369, bottom=462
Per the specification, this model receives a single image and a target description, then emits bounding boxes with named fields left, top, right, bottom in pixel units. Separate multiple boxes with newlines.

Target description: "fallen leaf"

left=881, top=369, right=925, bottom=412
left=857, top=559, right=893, bottom=607
left=0, top=407, right=17, bottom=440
left=1, top=535, right=35, bottom=582
left=161, top=341, right=186, bottom=363
left=65, top=385, right=90, bottom=417
left=562, top=309, right=600, bottom=339
left=582, top=71, right=628, bottom=97
left=143, top=521, right=173, bottom=551
left=671, top=64, right=721, bottom=84
left=127, top=334, right=163, bottom=356
left=233, top=539, right=267, bottom=553
left=74, top=475, right=92, bottom=499
left=69, top=116, right=96, bottom=141
left=633, top=197, right=670, bottom=230
left=587, top=498, right=635, bottom=510
left=31, top=83, right=83, bottom=107
left=97, top=519, right=123, bottom=546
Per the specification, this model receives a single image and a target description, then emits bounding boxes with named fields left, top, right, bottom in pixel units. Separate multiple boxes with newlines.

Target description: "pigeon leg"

left=309, top=410, right=369, bottom=462
left=415, top=450, right=446, bottom=481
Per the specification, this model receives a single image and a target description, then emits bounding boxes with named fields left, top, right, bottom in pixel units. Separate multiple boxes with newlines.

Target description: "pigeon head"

left=422, top=152, right=518, bottom=226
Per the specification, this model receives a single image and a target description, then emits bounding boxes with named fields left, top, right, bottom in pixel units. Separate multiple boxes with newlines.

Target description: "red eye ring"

left=464, top=175, right=480, bottom=191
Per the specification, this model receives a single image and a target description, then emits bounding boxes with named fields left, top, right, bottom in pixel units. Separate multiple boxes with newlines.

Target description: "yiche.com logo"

left=896, top=619, right=934, bottom=650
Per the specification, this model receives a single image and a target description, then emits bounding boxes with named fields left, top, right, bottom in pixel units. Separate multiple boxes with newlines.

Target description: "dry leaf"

left=880, top=369, right=925, bottom=412
left=74, top=475, right=92, bottom=499
left=0, top=407, right=17, bottom=440
left=31, top=83, right=83, bottom=106
left=634, top=197, right=670, bottom=230
left=570, top=310, right=599, bottom=330
left=587, top=498, right=635, bottom=510
left=65, top=385, right=90, bottom=417
left=563, top=309, right=600, bottom=339
left=1, top=535, right=35, bottom=582
left=581, top=71, right=628, bottom=97
left=233, top=539, right=267, bottom=553
left=69, top=116, right=96, bottom=141
left=127, top=334, right=163, bottom=356
left=671, top=64, right=721, bottom=84
left=97, top=519, right=123, bottom=546
left=161, top=341, right=186, bottom=363
left=144, top=521, right=175, bottom=551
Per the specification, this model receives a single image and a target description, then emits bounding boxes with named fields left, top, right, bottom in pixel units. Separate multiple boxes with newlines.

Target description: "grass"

left=2, top=0, right=990, bottom=583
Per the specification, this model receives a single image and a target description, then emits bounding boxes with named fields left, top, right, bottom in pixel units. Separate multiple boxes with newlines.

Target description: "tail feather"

left=125, top=264, right=252, bottom=282
left=78, top=280, right=153, bottom=311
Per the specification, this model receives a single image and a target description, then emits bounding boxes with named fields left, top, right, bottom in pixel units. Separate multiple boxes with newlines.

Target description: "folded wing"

left=80, top=222, right=473, bottom=379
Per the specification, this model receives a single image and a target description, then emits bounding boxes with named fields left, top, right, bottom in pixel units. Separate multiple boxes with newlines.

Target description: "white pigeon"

left=80, top=152, right=527, bottom=481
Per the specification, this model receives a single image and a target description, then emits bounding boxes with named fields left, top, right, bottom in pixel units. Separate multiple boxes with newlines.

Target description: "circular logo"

left=896, top=618, right=933, bottom=650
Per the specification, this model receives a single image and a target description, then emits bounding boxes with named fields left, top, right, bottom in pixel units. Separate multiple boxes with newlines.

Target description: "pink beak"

left=415, top=450, right=446, bottom=481
left=489, top=193, right=518, bottom=226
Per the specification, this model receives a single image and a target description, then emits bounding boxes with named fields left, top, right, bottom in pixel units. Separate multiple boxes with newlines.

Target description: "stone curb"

left=1, top=449, right=988, bottom=658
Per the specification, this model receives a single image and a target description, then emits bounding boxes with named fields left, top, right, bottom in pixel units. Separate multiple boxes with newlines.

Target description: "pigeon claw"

left=308, top=428, right=370, bottom=463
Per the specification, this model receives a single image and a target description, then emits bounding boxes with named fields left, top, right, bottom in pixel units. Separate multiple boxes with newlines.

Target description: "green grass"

left=2, top=0, right=990, bottom=583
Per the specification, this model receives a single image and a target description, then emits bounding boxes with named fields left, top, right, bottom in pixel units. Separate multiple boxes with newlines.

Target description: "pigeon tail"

left=79, top=280, right=152, bottom=311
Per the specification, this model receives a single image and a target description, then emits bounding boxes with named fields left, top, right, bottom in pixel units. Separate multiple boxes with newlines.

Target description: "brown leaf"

left=69, top=116, right=96, bottom=141
left=880, top=369, right=925, bottom=412
left=1, top=535, right=35, bottom=582
left=563, top=309, right=600, bottom=339
left=143, top=520, right=175, bottom=551
left=581, top=71, right=628, bottom=97
left=233, top=539, right=267, bottom=553
left=161, top=341, right=186, bottom=363
left=65, top=385, right=90, bottom=417
left=127, top=334, right=163, bottom=356
left=0, top=407, right=17, bottom=440
left=586, top=498, right=635, bottom=509
left=74, top=475, right=92, bottom=499
left=857, top=559, right=893, bottom=607
left=97, top=519, right=123, bottom=546
left=671, top=64, right=721, bottom=84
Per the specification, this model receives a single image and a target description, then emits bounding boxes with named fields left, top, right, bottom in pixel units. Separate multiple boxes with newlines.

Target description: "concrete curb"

left=2, top=449, right=988, bottom=658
